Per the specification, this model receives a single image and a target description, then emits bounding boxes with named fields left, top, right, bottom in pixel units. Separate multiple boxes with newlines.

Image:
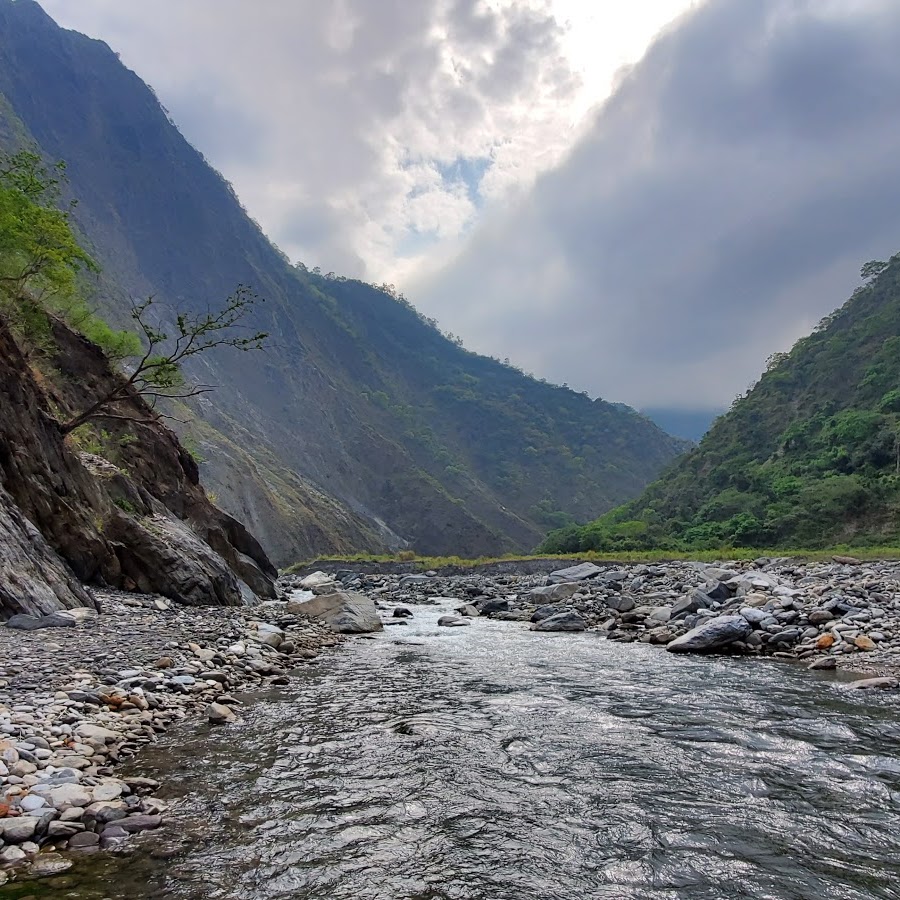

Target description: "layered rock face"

left=0, top=318, right=277, bottom=616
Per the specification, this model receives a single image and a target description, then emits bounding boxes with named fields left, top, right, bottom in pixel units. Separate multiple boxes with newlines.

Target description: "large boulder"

left=549, top=562, right=602, bottom=583
left=530, top=610, right=586, bottom=632
left=527, top=582, right=580, bottom=603
left=288, top=591, right=383, bottom=633
left=666, top=615, right=752, bottom=653
left=530, top=604, right=564, bottom=623
left=475, top=597, right=509, bottom=615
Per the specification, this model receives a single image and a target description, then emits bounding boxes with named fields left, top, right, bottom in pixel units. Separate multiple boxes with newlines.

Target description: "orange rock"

left=816, top=634, right=835, bottom=649
left=855, top=635, right=876, bottom=651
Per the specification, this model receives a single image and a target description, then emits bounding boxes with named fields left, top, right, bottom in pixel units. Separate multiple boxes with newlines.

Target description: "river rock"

left=531, top=610, right=586, bottom=632
left=437, top=616, right=469, bottom=627
left=288, top=591, right=383, bottom=633
left=475, top=597, right=508, bottom=615
left=549, top=562, right=602, bottom=583
left=399, top=574, right=429, bottom=588
left=740, top=607, right=769, bottom=626
left=604, top=595, right=636, bottom=613
left=0, top=816, right=38, bottom=842
left=68, top=831, right=101, bottom=849
left=670, top=591, right=708, bottom=619
left=299, top=571, right=336, bottom=591
left=207, top=702, right=237, bottom=724
left=5, top=611, right=79, bottom=630
left=117, top=814, right=162, bottom=833
left=528, top=582, right=580, bottom=602
left=530, top=604, right=563, bottom=623
left=19, top=794, right=47, bottom=812
left=456, top=604, right=480, bottom=617
left=29, top=853, right=73, bottom=877
left=808, top=657, right=837, bottom=670
left=46, top=783, right=92, bottom=810
left=75, top=723, right=120, bottom=744
left=47, top=820, right=85, bottom=838
left=392, top=607, right=413, bottom=618
left=666, top=615, right=752, bottom=653
left=847, top=677, right=899, bottom=690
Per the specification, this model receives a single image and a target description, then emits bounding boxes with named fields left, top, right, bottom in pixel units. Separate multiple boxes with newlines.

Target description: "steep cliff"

left=0, top=315, right=277, bottom=617
left=0, top=0, right=687, bottom=564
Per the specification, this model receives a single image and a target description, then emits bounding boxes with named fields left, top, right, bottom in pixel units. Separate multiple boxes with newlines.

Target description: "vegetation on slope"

left=540, top=255, right=900, bottom=553
left=0, top=0, right=689, bottom=562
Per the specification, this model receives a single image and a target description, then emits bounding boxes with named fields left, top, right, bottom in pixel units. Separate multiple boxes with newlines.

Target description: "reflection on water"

left=11, top=603, right=900, bottom=899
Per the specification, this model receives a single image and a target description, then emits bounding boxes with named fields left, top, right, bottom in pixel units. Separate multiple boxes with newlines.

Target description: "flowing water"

left=16, top=602, right=900, bottom=899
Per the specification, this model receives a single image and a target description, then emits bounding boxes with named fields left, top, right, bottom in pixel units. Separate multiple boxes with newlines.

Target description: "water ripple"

left=46, top=601, right=900, bottom=900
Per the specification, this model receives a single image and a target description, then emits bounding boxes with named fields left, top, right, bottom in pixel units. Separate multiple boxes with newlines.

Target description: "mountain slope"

left=541, top=254, right=900, bottom=552
left=0, top=0, right=687, bottom=563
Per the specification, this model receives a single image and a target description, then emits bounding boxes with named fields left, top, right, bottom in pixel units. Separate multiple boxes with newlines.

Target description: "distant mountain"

left=0, top=0, right=687, bottom=564
left=640, top=408, right=721, bottom=443
left=541, top=254, right=900, bottom=553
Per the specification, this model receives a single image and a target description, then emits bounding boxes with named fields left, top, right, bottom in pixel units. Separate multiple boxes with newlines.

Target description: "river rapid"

left=31, top=600, right=900, bottom=900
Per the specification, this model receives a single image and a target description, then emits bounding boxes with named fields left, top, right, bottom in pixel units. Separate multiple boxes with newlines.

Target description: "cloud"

left=41, top=0, right=581, bottom=280
left=414, top=0, right=900, bottom=410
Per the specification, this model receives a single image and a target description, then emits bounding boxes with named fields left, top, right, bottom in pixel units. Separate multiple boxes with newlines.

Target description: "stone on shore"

left=530, top=604, right=564, bottom=623
left=0, top=816, right=37, bottom=842
left=28, top=853, right=73, bottom=878
left=667, top=615, right=752, bottom=653
left=808, top=657, right=837, bottom=670
left=549, top=563, right=602, bottom=583
left=207, top=702, right=237, bottom=724
left=531, top=610, right=586, bottom=632
left=5, top=611, right=79, bottom=630
left=287, top=591, right=383, bottom=633
left=116, top=814, right=162, bottom=833
left=528, top=582, right=580, bottom=602
left=846, top=676, right=899, bottom=690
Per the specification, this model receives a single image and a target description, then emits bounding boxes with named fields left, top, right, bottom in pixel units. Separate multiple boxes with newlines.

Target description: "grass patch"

left=282, top=545, right=900, bottom=575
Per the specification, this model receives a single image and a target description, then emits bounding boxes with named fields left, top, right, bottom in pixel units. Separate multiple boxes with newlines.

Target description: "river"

left=18, top=601, right=900, bottom=899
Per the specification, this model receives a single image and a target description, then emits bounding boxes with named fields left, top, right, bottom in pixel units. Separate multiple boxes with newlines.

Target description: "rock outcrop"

left=0, top=485, right=96, bottom=616
left=0, top=317, right=277, bottom=616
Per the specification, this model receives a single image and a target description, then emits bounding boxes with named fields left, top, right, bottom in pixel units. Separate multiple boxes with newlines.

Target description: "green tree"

left=0, top=151, right=94, bottom=340
left=0, top=149, right=139, bottom=358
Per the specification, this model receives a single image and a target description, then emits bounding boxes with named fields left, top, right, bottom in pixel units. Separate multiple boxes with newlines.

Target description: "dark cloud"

left=41, top=0, right=578, bottom=278
left=416, top=0, right=900, bottom=410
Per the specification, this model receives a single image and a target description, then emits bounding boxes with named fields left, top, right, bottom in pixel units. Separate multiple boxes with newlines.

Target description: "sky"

left=39, top=0, right=900, bottom=412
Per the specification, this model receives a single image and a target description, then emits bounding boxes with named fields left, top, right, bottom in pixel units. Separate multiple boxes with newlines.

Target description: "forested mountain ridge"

left=0, top=0, right=687, bottom=564
left=541, top=255, right=900, bottom=553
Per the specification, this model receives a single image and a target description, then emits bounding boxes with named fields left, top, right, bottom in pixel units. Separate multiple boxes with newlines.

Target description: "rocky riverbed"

left=0, top=589, right=341, bottom=885
left=3, top=555, right=900, bottom=888
left=286, top=556, right=900, bottom=682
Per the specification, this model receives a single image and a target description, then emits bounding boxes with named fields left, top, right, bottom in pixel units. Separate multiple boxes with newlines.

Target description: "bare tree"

left=61, top=286, right=267, bottom=433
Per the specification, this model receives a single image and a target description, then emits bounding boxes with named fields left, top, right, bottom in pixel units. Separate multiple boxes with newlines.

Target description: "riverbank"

left=0, top=589, right=341, bottom=884
left=283, top=556, right=900, bottom=679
